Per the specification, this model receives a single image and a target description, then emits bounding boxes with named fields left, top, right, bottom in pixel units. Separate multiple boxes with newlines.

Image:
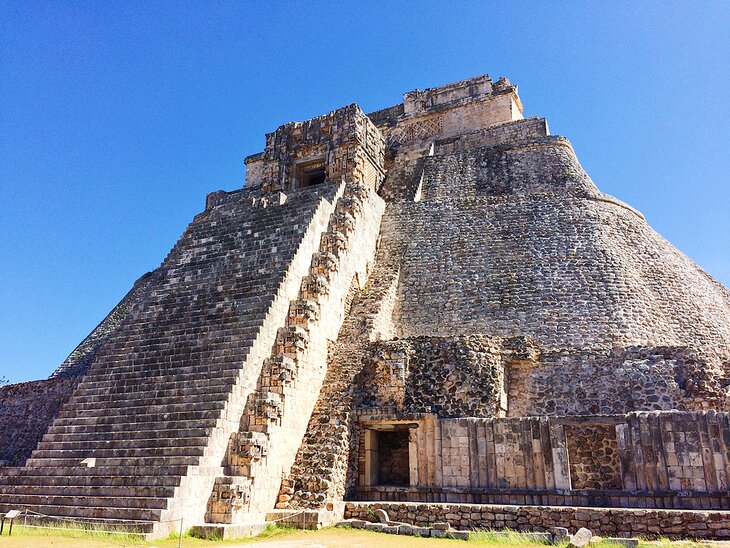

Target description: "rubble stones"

left=569, top=527, right=593, bottom=547
left=373, top=508, right=389, bottom=523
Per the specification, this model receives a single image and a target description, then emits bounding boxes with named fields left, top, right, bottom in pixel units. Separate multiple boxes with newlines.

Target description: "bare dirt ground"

left=1, top=527, right=729, bottom=548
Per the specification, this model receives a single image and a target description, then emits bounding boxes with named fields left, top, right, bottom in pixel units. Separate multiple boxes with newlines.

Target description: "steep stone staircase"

left=0, top=183, right=343, bottom=536
left=279, top=226, right=405, bottom=511
left=205, top=183, right=385, bottom=524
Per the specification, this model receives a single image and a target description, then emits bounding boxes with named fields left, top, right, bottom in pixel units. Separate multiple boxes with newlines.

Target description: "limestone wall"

left=371, top=74, right=523, bottom=150
left=508, top=347, right=728, bottom=416
left=381, top=93, right=520, bottom=149
left=357, top=336, right=507, bottom=417
left=353, top=412, right=730, bottom=507
left=380, top=140, right=730, bottom=361
left=0, top=377, right=80, bottom=466
left=434, top=117, right=549, bottom=155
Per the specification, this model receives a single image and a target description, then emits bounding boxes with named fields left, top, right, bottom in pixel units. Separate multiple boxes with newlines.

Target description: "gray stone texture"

left=0, top=377, right=80, bottom=466
left=345, top=501, right=730, bottom=540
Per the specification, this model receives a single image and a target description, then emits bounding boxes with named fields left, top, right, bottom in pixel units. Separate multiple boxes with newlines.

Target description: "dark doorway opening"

left=297, top=160, right=326, bottom=187
left=376, top=430, right=410, bottom=486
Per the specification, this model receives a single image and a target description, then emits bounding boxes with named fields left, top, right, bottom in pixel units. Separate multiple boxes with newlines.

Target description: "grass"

left=0, top=523, right=727, bottom=548
left=5, top=519, right=148, bottom=543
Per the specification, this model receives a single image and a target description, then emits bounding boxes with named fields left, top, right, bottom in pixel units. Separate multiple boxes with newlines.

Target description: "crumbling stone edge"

left=335, top=517, right=638, bottom=546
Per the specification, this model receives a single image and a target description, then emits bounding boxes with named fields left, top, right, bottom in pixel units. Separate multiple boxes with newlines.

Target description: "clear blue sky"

left=1, top=2, right=729, bottom=384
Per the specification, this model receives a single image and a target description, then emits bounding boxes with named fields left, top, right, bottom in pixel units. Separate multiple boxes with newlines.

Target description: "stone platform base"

left=189, top=521, right=269, bottom=539
left=344, top=501, right=730, bottom=540
left=266, top=504, right=345, bottom=530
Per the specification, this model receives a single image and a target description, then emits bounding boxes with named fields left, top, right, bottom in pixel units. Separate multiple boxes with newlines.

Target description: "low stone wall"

left=344, top=501, right=730, bottom=540
left=0, top=377, right=80, bottom=465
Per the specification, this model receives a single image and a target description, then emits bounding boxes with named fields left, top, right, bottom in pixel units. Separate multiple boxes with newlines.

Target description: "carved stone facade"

left=1, top=73, right=729, bottom=540
left=244, top=104, right=385, bottom=194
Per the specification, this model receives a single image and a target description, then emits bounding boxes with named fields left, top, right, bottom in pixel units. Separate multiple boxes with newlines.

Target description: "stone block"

left=605, top=539, right=639, bottom=548
left=373, top=508, right=389, bottom=523
left=569, top=527, right=593, bottom=547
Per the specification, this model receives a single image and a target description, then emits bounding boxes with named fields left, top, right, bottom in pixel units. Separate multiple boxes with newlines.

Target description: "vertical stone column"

left=616, top=422, right=637, bottom=490
left=549, top=423, right=571, bottom=490
left=409, top=428, right=419, bottom=486
left=650, top=413, right=671, bottom=492
left=476, top=419, right=490, bottom=487
left=699, top=411, right=720, bottom=492
left=628, top=413, right=647, bottom=490
left=708, top=412, right=730, bottom=491
left=468, top=419, right=480, bottom=488
left=485, top=419, right=498, bottom=488
left=425, top=415, right=437, bottom=487
left=520, top=419, right=536, bottom=489
left=364, top=430, right=378, bottom=486
left=434, top=419, right=443, bottom=488
left=529, top=419, right=546, bottom=490
left=539, top=417, right=555, bottom=489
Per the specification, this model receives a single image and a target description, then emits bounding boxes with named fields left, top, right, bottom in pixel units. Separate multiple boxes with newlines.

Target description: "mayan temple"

left=2, top=74, right=730, bottom=540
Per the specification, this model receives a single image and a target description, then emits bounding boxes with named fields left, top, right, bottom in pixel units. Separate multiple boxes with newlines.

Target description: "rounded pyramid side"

left=384, top=135, right=730, bottom=359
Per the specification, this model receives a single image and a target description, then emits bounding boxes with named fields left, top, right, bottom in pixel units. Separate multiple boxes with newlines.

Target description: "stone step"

left=52, top=408, right=221, bottom=427
left=6, top=465, right=191, bottom=478
left=31, top=444, right=207, bottom=460
left=57, top=399, right=225, bottom=419
left=67, top=393, right=234, bottom=412
left=0, top=474, right=181, bottom=488
left=96, top=330, right=261, bottom=355
left=25, top=455, right=200, bottom=468
left=84, top=362, right=246, bottom=378
left=0, top=492, right=169, bottom=510
left=105, top=317, right=264, bottom=339
left=46, top=418, right=220, bottom=435
left=38, top=435, right=209, bottom=450
left=84, top=362, right=247, bottom=383
left=0, top=483, right=176, bottom=499
left=42, top=426, right=212, bottom=442
left=0, top=502, right=162, bottom=526
left=73, top=378, right=235, bottom=398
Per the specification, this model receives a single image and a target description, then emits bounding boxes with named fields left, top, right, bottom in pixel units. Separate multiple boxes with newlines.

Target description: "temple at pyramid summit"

left=2, top=74, right=730, bottom=540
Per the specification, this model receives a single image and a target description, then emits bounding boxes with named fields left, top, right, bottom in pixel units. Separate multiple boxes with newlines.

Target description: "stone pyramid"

left=1, top=74, right=728, bottom=540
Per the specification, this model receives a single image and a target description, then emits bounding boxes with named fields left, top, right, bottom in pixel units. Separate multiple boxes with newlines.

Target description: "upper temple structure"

left=2, top=74, right=730, bottom=540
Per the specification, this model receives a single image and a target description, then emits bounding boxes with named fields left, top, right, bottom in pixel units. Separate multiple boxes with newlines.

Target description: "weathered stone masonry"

left=1, top=73, right=729, bottom=539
